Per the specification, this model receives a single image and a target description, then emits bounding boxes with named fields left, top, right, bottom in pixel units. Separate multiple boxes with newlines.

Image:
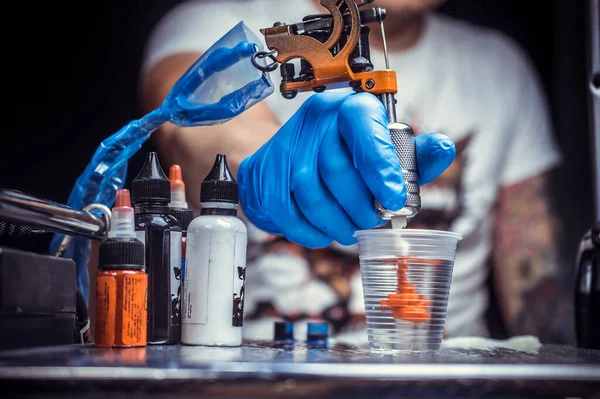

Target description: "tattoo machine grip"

left=375, top=122, right=422, bottom=219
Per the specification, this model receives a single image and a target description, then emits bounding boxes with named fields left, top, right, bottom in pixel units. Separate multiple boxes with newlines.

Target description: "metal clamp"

left=54, top=203, right=111, bottom=258
left=0, top=188, right=110, bottom=241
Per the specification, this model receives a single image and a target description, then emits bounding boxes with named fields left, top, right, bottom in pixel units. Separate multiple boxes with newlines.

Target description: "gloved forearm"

left=239, top=92, right=456, bottom=248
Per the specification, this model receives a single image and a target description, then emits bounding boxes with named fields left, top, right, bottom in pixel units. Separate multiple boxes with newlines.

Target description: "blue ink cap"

left=306, top=322, right=329, bottom=346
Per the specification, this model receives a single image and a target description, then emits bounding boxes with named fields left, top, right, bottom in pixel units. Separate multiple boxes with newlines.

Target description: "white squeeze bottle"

left=181, top=154, right=247, bottom=346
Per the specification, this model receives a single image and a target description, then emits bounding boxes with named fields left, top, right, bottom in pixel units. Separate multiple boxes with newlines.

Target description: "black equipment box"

left=0, top=246, right=76, bottom=350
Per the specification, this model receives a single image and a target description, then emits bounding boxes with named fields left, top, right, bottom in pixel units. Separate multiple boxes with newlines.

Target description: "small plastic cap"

left=132, top=152, right=170, bottom=204
left=307, top=322, right=329, bottom=336
left=306, top=322, right=329, bottom=346
left=169, top=164, right=188, bottom=208
left=274, top=321, right=295, bottom=343
left=115, top=188, right=132, bottom=208
left=99, top=238, right=145, bottom=270
left=109, top=189, right=136, bottom=238
left=200, top=154, right=239, bottom=204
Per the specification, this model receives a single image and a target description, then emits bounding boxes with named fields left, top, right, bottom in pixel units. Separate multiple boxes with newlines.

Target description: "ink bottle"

left=168, top=165, right=195, bottom=300
left=182, top=154, right=247, bottom=346
left=132, top=152, right=182, bottom=345
left=95, top=189, right=147, bottom=348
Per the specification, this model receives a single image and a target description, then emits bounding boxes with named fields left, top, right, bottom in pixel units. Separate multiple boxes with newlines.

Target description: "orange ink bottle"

left=95, top=189, right=148, bottom=348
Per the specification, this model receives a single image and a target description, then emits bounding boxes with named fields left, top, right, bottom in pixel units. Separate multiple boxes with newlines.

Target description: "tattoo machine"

left=253, top=0, right=420, bottom=229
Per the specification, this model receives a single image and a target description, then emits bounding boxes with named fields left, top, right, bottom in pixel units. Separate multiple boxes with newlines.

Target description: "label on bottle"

left=170, top=231, right=182, bottom=326
left=232, top=232, right=247, bottom=327
left=181, top=253, right=186, bottom=319
left=182, top=255, right=189, bottom=321
left=96, top=275, right=117, bottom=347
left=183, top=229, right=211, bottom=324
left=121, top=273, right=148, bottom=346
left=182, top=254, right=189, bottom=320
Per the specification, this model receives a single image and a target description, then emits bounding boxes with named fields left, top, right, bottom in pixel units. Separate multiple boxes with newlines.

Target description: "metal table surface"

left=0, top=343, right=599, bottom=398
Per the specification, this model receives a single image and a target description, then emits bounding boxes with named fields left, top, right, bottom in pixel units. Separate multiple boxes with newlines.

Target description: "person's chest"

left=374, top=43, right=508, bottom=233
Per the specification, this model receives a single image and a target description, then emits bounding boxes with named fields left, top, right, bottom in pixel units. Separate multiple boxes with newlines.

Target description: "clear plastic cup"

left=355, top=229, right=462, bottom=353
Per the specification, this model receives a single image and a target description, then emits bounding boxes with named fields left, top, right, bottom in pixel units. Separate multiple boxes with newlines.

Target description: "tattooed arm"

left=493, top=170, right=575, bottom=344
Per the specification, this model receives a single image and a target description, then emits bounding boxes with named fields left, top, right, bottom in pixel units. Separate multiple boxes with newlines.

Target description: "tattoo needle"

left=379, top=14, right=391, bottom=70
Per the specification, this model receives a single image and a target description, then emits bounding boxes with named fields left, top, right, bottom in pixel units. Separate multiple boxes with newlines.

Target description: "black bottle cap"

left=132, top=152, right=170, bottom=204
left=274, top=321, right=295, bottom=344
left=99, top=238, right=145, bottom=270
left=200, top=154, right=238, bottom=204
left=169, top=208, right=195, bottom=231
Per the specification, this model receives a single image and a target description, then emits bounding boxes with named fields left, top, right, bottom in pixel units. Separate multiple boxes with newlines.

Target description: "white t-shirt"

left=142, top=0, right=562, bottom=341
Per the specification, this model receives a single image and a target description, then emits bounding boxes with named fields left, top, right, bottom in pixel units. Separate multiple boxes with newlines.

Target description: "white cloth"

left=442, top=335, right=542, bottom=353
left=142, top=0, right=562, bottom=339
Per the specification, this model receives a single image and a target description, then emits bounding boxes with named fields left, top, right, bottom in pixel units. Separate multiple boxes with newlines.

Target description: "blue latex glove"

left=238, top=92, right=456, bottom=248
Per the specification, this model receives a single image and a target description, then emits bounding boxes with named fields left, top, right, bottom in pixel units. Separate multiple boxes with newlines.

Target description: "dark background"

left=1, top=0, right=596, bottom=265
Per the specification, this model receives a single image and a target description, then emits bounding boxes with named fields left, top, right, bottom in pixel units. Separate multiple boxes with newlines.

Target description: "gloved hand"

left=238, top=92, right=456, bottom=248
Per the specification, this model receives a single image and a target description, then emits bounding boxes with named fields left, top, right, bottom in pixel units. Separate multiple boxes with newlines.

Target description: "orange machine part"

left=95, top=270, right=148, bottom=347
left=261, top=0, right=398, bottom=96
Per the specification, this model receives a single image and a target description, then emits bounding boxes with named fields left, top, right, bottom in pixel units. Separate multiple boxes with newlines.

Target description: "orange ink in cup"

left=379, top=257, right=441, bottom=322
